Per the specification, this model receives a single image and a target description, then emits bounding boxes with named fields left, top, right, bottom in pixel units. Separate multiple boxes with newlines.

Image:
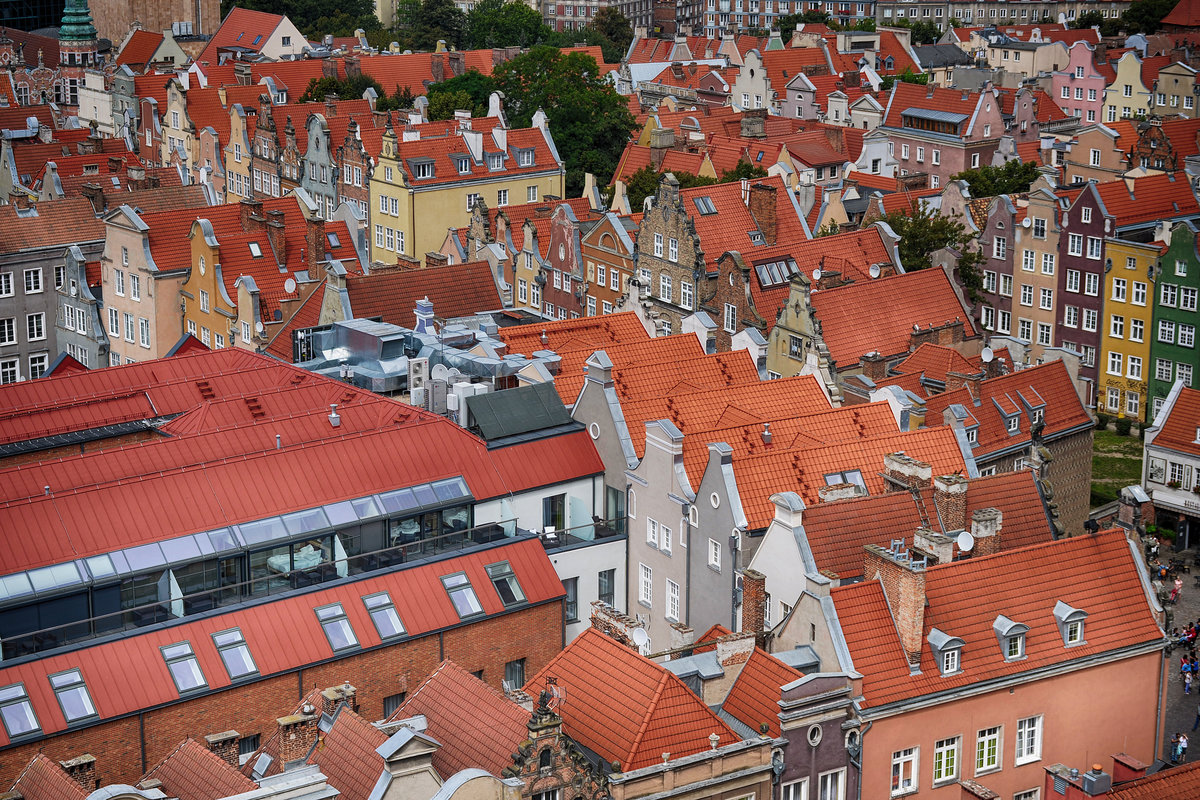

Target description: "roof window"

left=486, top=561, right=526, bottom=607
left=928, top=627, right=964, bottom=676
left=824, top=470, right=866, bottom=490
left=363, top=591, right=406, bottom=640
left=213, top=628, right=257, bottom=679
left=992, top=615, right=1029, bottom=661
left=248, top=241, right=263, bottom=258
left=1053, top=601, right=1087, bottom=647
left=49, top=669, right=97, bottom=723
left=0, top=684, right=40, bottom=738
left=315, top=603, right=358, bottom=652
left=327, top=232, right=340, bottom=248
left=694, top=196, right=717, bottom=215
left=162, top=641, right=207, bottom=694
left=442, top=572, right=483, bottom=618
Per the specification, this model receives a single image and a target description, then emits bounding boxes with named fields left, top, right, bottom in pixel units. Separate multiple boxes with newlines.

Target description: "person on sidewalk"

left=1181, top=732, right=1189, bottom=762
left=1172, top=733, right=1181, bottom=763
left=1185, top=671, right=1192, bottom=695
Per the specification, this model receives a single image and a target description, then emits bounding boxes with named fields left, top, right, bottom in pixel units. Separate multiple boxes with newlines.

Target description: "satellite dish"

left=1021, top=217, right=1032, bottom=228
left=631, top=628, right=650, bottom=648
left=981, top=346, right=994, bottom=363
left=812, top=268, right=822, bottom=281
left=956, top=531, right=975, bottom=552
left=255, top=321, right=265, bottom=334
left=868, top=264, right=881, bottom=279
left=284, top=277, right=297, bottom=294
left=430, top=363, right=450, bottom=381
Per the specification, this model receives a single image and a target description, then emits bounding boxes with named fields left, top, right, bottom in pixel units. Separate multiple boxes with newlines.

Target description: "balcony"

left=537, top=517, right=627, bottom=551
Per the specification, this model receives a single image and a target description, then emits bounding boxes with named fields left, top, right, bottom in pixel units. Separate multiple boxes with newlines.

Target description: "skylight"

left=50, top=669, right=97, bottom=722
left=694, top=196, right=717, bottom=215
left=363, top=592, right=405, bottom=639
left=327, top=232, right=340, bottom=248
left=315, top=603, right=358, bottom=651
left=249, top=241, right=263, bottom=258
left=213, top=628, right=257, bottom=679
left=442, top=572, right=483, bottom=618
left=162, top=641, right=207, bottom=694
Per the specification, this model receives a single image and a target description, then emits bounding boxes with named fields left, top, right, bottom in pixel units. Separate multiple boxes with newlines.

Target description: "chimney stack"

left=266, top=214, right=287, bottom=263
left=58, top=754, right=97, bottom=792
left=740, top=107, right=767, bottom=139
left=589, top=601, right=646, bottom=651
left=863, top=541, right=927, bottom=664
left=716, top=630, right=757, bottom=667
left=1110, top=753, right=1147, bottom=783
left=913, top=527, right=955, bottom=565
left=748, top=182, right=777, bottom=246
left=80, top=182, right=106, bottom=214
left=970, top=508, right=1003, bottom=556
left=321, top=683, right=358, bottom=715
left=818, top=482, right=860, bottom=503
left=204, top=731, right=241, bottom=769
left=860, top=351, right=887, bottom=382
left=932, top=474, right=968, bottom=532
left=239, top=197, right=264, bottom=231
left=324, top=93, right=339, bottom=118
left=884, top=453, right=933, bottom=491
left=276, top=708, right=320, bottom=764
left=305, top=214, right=326, bottom=271
left=742, top=568, right=767, bottom=637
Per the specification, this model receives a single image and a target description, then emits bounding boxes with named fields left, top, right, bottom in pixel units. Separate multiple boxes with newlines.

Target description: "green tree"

left=778, top=10, right=831, bottom=29
left=950, top=160, right=1042, bottom=198
left=620, top=161, right=769, bottom=210
left=814, top=221, right=842, bottom=237
left=893, top=18, right=942, bottom=45
left=1120, top=0, right=1177, bottom=35
left=720, top=160, right=769, bottom=182
left=591, top=7, right=634, bottom=54
left=406, top=0, right=467, bottom=50
left=298, top=73, right=388, bottom=103
left=426, top=69, right=498, bottom=119
left=880, top=205, right=985, bottom=299
left=491, top=46, right=636, bottom=196
left=376, top=84, right=418, bottom=111
left=880, top=68, right=929, bottom=90
left=463, top=0, right=545, bottom=49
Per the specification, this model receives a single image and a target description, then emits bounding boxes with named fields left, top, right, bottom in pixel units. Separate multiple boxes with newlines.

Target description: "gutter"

left=976, top=418, right=1096, bottom=462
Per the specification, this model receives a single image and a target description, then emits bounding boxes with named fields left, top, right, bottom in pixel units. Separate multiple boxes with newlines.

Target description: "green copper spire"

left=59, top=0, right=98, bottom=42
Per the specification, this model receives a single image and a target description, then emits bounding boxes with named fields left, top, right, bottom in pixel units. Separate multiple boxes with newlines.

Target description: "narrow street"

left=1159, top=546, right=1200, bottom=763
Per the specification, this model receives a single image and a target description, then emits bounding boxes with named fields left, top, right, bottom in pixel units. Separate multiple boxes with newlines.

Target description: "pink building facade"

left=1052, top=42, right=1106, bottom=125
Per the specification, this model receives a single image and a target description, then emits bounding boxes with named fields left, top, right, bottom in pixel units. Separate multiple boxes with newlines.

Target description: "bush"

left=1115, top=417, right=1133, bottom=436
left=1095, top=413, right=1110, bottom=430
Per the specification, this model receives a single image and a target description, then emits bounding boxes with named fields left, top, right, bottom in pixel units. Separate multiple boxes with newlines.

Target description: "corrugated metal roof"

left=900, top=106, right=969, bottom=124
left=0, top=536, right=562, bottom=748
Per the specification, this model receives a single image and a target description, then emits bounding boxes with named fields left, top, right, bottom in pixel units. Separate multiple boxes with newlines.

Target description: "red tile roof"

left=763, top=48, right=833, bottom=94
left=264, top=279, right=328, bottom=361
left=720, top=648, right=803, bottom=737
left=1164, top=0, right=1200, bottom=27
left=810, top=268, right=975, bottom=367
left=523, top=628, right=739, bottom=771
left=1140, top=54, right=1176, bottom=88
left=0, top=28, right=60, bottom=69
left=346, top=262, right=502, bottom=329
left=682, top=175, right=807, bottom=256
left=883, top=82, right=980, bottom=130
left=890, top=342, right=978, bottom=386
left=0, top=104, right=56, bottom=133
left=1107, top=758, right=1200, bottom=799
left=874, top=30, right=920, bottom=76
left=198, top=7, right=290, bottom=65
left=834, top=530, right=1162, bottom=709
left=1152, top=385, right=1200, bottom=458
left=394, top=660, right=529, bottom=777
left=0, top=349, right=602, bottom=574
left=0, top=536, right=563, bottom=748
left=923, top=360, right=1092, bottom=456
left=801, top=470, right=1054, bottom=581
left=499, top=311, right=650, bottom=356
left=7, top=753, right=86, bottom=800
left=1094, top=172, right=1200, bottom=227
left=308, top=707, right=388, bottom=798
left=143, top=738, right=257, bottom=800
left=116, top=28, right=165, bottom=67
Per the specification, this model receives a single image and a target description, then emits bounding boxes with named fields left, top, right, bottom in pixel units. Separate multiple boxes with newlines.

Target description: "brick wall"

left=0, top=602, right=561, bottom=787
left=90, top=0, right=221, bottom=43
left=1046, top=428, right=1094, bottom=538
left=862, top=545, right=926, bottom=663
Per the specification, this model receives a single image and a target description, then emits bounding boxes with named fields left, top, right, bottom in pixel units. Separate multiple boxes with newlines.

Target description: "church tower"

left=57, top=0, right=98, bottom=107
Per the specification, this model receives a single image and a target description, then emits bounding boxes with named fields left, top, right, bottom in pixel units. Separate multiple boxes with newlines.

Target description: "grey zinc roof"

left=901, top=107, right=969, bottom=124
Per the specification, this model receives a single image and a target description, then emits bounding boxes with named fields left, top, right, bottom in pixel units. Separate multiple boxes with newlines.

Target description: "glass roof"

left=0, top=477, right=472, bottom=606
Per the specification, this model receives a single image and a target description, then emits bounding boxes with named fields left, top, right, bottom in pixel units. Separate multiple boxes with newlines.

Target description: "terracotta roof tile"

left=8, top=753, right=86, bottom=800
left=307, top=707, right=388, bottom=798
left=346, top=262, right=502, bottom=329
left=834, top=530, right=1163, bottom=708
left=523, top=628, right=739, bottom=770
left=1152, top=385, right=1200, bottom=458
left=883, top=82, right=980, bottom=129
left=1108, top=758, right=1200, bottom=799
left=199, top=7, right=290, bottom=65
left=923, top=360, right=1091, bottom=456
left=498, top=312, right=650, bottom=357
left=394, top=660, right=529, bottom=777
left=810, top=268, right=975, bottom=367
left=802, top=470, right=1053, bottom=581
left=143, top=738, right=257, bottom=800
left=720, top=648, right=803, bottom=737
left=763, top=48, right=832, bottom=93
left=1094, top=172, right=1200, bottom=227
left=1164, top=0, right=1200, bottom=27
left=116, top=29, right=165, bottom=67
left=890, top=342, right=978, bottom=386
left=264, top=280, right=328, bottom=360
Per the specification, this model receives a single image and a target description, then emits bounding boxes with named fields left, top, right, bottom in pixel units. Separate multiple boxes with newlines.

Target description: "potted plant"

left=1168, top=480, right=1182, bottom=489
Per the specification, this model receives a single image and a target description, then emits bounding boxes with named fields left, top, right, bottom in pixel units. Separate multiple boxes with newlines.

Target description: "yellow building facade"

left=1099, top=237, right=1157, bottom=420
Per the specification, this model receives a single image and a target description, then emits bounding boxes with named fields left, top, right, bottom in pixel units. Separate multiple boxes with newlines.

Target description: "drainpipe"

left=854, top=719, right=873, bottom=800
left=1155, top=642, right=1168, bottom=762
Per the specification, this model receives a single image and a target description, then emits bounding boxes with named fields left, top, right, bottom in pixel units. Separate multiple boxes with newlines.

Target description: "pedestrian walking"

left=1185, top=671, right=1192, bottom=694
left=1174, top=577, right=1184, bottom=604
left=1181, top=732, right=1189, bottom=762
left=1172, top=733, right=1181, bottom=763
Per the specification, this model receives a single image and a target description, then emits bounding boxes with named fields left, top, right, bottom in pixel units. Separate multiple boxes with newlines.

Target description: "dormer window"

left=994, top=615, right=1029, bottom=661
left=928, top=628, right=965, bottom=676
left=966, top=426, right=978, bottom=444
left=516, top=149, right=534, bottom=167
left=1031, top=407, right=1044, bottom=424
left=1006, top=415, right=1019, bottom=433
left=487, top=153, right=504, bottom=171
left=456, top=157, right=470, bottom=174
left=412, top=160, right=434, bottom=180
left=1053, top=601, right=1087, bottom=647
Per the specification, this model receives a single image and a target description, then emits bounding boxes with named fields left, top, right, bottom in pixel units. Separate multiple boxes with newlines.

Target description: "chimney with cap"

left=971, top=508, right=1003, bottom=556
left=863, top=541, right=926, bottom=665
left=742, top=569, right=767, bottom=636
left=305, top=214, right=325, bottom=271
left=884, top=453, right=933, bottom=491
left=932, top=475, right=968, bottom=531
left=204, top=731, right=241, bottom=769
left=276, top=707, right=320, bottom=764
left=58, top=754, right=97, bottom=792
left=859, top=351, right=887, bottom=382
left=321, top=682, right=357, bottom=715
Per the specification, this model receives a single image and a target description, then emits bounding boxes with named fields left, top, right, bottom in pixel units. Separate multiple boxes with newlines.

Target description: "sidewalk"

left=1159, top=548, right=1200, bottom=762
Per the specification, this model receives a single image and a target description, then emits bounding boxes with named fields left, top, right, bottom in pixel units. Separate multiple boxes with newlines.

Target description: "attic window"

left=327, top=232, right=340, bottom=248
left=824, top=470, right=866, bottom=490
left=1053, top=601, right=1087, bottom=647
left=161, top=641, right=207, bottom=695
left=694, top=196, right=717, bottom=215
left=993, top=615, right=1029, bottom=661
left=1006, top=415, right=1019, bottom=433
left=213, top=628, right=257, bottom=680
left=0, top=684, right=39, bottom=738
left=248, top=242, right=263, bottom=258
left=928, top=627, right=965, bottom=676
left=1031, top=408, right=1044, bottom=424
left=517, top=149, right=534, bottom=167
left=252, top=35, right=262, bottom=45
left=966, top=427, right=978, bottom=444
left=486, top=561, right=526, bottom=607
left=442, top=572, right=483, bottom=618
left=49, top=669, right=96, bottom=723
left=315, top=603, right=359, bottom=652
left=456, top=157, right=470, bottom=174
left=412, top=160, right=434, bottom=180
left=363, top=591, right=406, bottom=640
left=487, top=153, right=504, bottom=171
left=749, top=231, right=766, bottom=245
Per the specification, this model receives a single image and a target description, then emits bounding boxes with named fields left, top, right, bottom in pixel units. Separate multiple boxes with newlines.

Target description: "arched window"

left=539, top=748, right=552, bottom=770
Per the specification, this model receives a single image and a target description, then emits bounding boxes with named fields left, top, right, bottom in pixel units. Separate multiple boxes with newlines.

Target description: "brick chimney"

left=816, top=268, right=849, bottom=289
left=344, top=55, right=361, bottom=78
left=863, top=541, right=927, bottom=664
left=107, top=155, right=122, bottom=172
left=589, top=601, right=644, bottom=651
left=324, top=93, right=339, bottom=118
left=204, top=731, right=241, bottom=769
left=58, top=754, right=97, bottom=791
left=740, top=107, right=767, bottom=139
left=933, top=474, right=968, bottom=531
left=80, top=182, right=106, bottom=214
left=276, top=708, right=320, bottom=764
left=884, top=453, right=933, bottom=491
left=945, top=369, right=983, bottom=394
left=266, top=210, right=286, bottom=260
left=234, top=62, right=252, bottom=86
left=818, top=482, right=860, bottom=502
left=431, top=53, right=444, bottom=84
left=913, top=527, right=955, bottom=565
left=971, top=508, right=1003, bottom=556
left=322, top=58, right=338, bottom=78
left=447, top=50, right=465, bottom=77
left=742, top=568, right=767, bottom=634
left=425, top=251, right=449, bottom=268
left=321, top=682, right=358, bottom=715
left=748, top=182, right=777, bottom=246
left=716, top=630, right=757, bottom=667
left=239, top=197, right=264, bottom=231
left=305, top=215, right=326, bottom=271
left=860, top=351, right=887, bottom=382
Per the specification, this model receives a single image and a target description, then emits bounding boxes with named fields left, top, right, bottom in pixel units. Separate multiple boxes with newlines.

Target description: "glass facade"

left=0, top=0, right=65, bottom=33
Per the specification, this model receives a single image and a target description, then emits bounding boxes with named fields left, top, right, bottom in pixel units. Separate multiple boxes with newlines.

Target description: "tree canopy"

left=888, top=17, right=942, bottom=45
left=621, top=161, right=769, bottom=211
left=1120, top=0, right=1177, bottom=34
left=463, top=0, right=544, bottom=49
left=880, top=67, right=929, bottom=90
left=1071, top=10, right=1121, bottom=36
left=426, top=70, right=496, bottom=119
left=880, top=205, right=985, bottom=299
left=298, top=74, right=415, bottom=110
left=951, top=160, right=1042, bottom=198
